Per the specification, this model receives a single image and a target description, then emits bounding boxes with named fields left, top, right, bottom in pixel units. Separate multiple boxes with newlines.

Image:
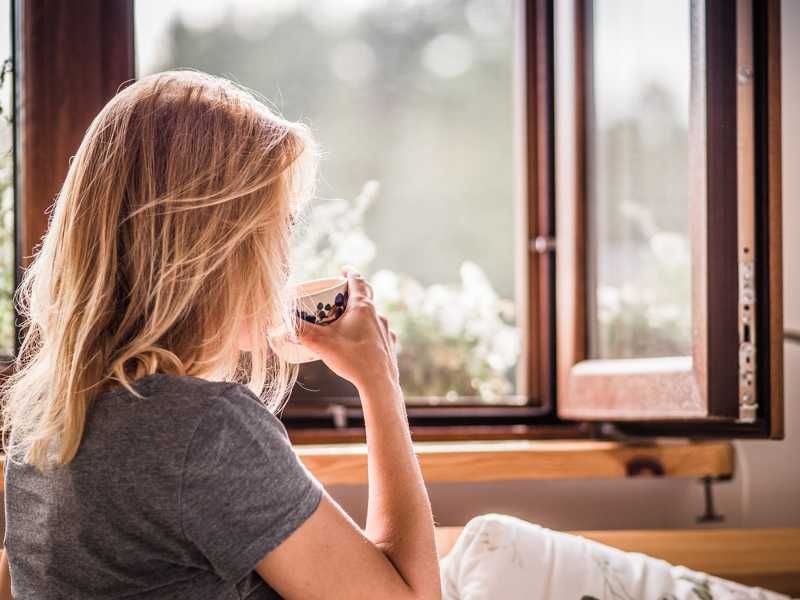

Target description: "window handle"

left=530, top=236, right=556, bottom=254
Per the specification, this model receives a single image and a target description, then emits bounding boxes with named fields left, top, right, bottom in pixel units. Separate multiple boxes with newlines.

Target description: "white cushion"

left=440, top=514, right=794, bottom=600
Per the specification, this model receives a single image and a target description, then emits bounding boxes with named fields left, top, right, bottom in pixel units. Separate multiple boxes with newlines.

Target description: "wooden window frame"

left=554, top=0, right=783, bottom=438
left=0, top=0, right=740, bottom=485
left=11, top=0, right=135, bottom=361
left=279, top=0, right=559, bottom=439
left=4, top=0, right=560, bottom=443
left=5, top=0, right=782, bottom=447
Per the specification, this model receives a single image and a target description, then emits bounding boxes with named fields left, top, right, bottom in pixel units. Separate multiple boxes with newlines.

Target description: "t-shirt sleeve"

left=180, top=383, right=324, bottom=583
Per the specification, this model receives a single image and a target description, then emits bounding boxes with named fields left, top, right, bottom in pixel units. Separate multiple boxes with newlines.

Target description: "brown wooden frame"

left=13, top=0, right=134, bottom=352
left=4, top=0, right=782, bottom=443
left=554, top=0, right=783, bottom=436
left=523, top=0, right=556, bottom=411
left=1, top=0, right=134, bottom=369
left=282, top=0, right=558, bottom=439
left=0, top=1, right=742, bottom=482
left=4, top=0, right=557, bottom=442
left=759, top=0, right=785, bottom=439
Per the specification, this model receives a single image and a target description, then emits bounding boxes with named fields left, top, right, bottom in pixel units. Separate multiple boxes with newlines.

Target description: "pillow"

left=440, top=514, right=794, bottom=600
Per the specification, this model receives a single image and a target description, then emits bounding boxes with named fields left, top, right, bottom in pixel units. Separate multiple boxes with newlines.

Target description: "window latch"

left=530, top=236, right=556, bottom=254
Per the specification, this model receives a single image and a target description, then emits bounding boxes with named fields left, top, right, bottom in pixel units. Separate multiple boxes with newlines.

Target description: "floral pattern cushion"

left=439, top=514, right=794, bottom=600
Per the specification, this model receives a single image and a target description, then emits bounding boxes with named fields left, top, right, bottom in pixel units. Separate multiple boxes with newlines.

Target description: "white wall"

left=328, top=0, right=800, bottom=530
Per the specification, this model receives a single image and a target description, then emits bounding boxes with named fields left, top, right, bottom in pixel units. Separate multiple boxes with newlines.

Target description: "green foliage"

left=0, top=57, right=14, bottom=355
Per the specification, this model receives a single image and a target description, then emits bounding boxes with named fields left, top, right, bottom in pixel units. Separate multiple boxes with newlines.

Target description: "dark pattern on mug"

left=297, top=290, right=348, bottom=325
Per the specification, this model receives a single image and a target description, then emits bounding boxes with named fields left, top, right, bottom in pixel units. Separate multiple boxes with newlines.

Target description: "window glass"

left=0, top=0, right=14, bottom=356
left=587, top=0, right=692, bottom=359
left=135, top=0, right=523, bottom=404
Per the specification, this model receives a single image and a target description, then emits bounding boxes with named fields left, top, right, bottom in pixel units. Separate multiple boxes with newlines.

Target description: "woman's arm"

left=360, top=376, right=440, bottom=592
left=0, top=548, right=12, bottom=600
left=255, top=267, right=440, bottom=599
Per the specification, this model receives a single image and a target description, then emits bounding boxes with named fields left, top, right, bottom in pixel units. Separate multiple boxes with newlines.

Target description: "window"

left=14, top=0, right=783, bottom=441
left=555, top=0, right=783, bottom=437
left=135, top=0, right=538, bottom=419
left=587, top=0, right=692, bottom=360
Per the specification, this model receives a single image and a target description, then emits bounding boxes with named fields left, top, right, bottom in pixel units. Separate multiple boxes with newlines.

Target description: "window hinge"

left=530, top=236, right=556, bottom=254
left=738, top=259, right=757, bottom=423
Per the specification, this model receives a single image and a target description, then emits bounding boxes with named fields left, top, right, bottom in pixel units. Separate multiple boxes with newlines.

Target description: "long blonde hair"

left=1, top=70, right=317, bottom=469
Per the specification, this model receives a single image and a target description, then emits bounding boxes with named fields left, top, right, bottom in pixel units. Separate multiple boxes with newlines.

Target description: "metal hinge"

left=738, top=259, right=757, bottom=422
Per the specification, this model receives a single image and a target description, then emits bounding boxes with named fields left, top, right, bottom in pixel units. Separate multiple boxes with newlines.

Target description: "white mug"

left=268, top=276, right=349, bottom=363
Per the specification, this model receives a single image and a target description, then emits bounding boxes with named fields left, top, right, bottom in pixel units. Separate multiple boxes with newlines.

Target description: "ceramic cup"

left=268, top=276, right=349, bottom=364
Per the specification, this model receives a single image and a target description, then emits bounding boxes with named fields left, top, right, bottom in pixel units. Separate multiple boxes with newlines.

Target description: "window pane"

left=0, top=0, right=14, bottom=356
left=135, top=0, right=523, bottom=404
left=587, top=0, right=691, bottom=359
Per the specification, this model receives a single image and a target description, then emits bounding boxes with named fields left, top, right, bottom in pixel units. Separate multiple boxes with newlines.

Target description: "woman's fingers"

left=342, top=265, right=373, bottom=300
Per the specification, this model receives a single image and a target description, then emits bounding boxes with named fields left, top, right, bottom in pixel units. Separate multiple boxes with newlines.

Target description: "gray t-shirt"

left=3, top=372, right=324, bottom=599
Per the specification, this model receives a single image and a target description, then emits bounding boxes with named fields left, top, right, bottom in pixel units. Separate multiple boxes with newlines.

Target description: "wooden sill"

left=0, top=440, right=733, bottom=492
left=435, top=527, right=800, bottom=596
left=296, top=439, right=734, bottom=486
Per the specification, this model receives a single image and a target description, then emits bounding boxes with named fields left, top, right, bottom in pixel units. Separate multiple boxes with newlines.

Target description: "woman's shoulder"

left=102, top=373, right=264, bottom=410
left=145, top=374, right=287, bottom=439
left=94, top=372, right=282, bottom=439
left=102, top=372, right=231, bottom=399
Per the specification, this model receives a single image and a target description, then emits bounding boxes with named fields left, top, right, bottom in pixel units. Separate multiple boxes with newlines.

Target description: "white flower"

left=422, top=284, right=466, bottom=337
left=289, top=181, right=523, bottom=400
left=487, top=326, right=521, bottom=371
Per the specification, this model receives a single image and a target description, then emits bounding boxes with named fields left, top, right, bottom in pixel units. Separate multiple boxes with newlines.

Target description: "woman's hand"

left=268, top=267, right=440, bottom=600
left=260, top=267, right=440, bottom=600
left=295, top=266, right=399, bottom=393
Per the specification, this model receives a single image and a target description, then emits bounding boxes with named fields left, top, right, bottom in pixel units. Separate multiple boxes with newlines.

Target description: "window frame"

left=553, top=0, right=783, bottom=438
left=280, top=0, right=560, bottom=438
left=11, top=0, right=135, bottom=360
left=6, top=0, right=561, bottom=442
left=5, top=0, right=783, bottom=444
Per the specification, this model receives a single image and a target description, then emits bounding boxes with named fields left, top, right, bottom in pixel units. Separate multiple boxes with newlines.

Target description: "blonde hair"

left=1, top=70, right=317, bottom=469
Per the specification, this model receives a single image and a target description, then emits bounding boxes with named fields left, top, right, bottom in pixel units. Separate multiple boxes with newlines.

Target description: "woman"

left=0, top=70, right=441, bottom=599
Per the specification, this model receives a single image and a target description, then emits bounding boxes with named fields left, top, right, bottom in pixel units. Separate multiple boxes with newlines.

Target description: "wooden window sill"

left=296, top=439, right=734, bottom=486
left=0, top=440, right=733, bottom=492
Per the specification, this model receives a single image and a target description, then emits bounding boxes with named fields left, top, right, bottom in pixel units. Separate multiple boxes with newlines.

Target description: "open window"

left=10, top=0, right=784, bottom=444
left=130, top=0, right=564, bottom=440
left=554, top=0, right=783, bottom=438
